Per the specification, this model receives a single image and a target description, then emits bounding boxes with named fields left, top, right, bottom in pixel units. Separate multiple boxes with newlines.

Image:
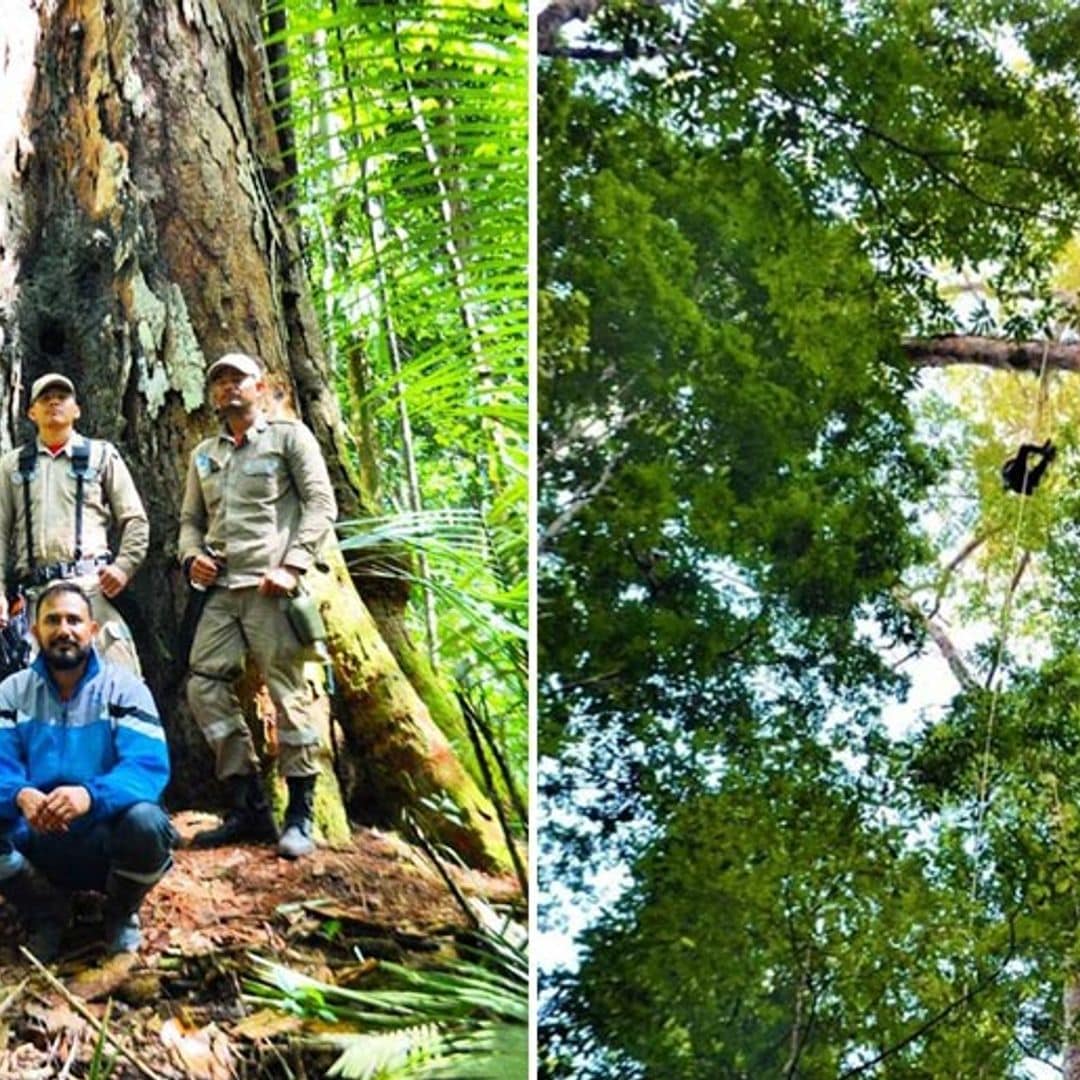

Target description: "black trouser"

left=0, top=802, right=174, bottom=891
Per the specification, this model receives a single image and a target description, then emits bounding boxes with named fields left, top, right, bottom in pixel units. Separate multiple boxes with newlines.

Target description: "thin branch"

left=20, top=947, right=165, bottom=1080
left=541, top=449, right=626, bottom=549
left=922, top=531, right=994, bottom=620
left=558, top=667, right=625, bottom=691
left=838, top=915, right=1017, bottom=1078
left=983, top=550, right=1031, bottom=689
left=773, top=87, right=1058, bottom=223
left=458, top=689, right=529, bottom=899
left=780, top=908, right=816, bottom=1079
left=545, top=44, right=637, bottom=62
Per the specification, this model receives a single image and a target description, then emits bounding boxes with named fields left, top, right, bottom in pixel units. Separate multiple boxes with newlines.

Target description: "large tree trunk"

left=0, top=0, right=509, bottom=871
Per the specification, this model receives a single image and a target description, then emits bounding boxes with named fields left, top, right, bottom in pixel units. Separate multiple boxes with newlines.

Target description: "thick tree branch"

left=545, top=44, right=636, bottom=62
left=894, top=591, right=978, bottom=693
left=903, top=335, right=1080, bottom=373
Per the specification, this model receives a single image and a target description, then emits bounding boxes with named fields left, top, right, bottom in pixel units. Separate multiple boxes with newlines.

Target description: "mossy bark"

left=313, top=550, right=508, bottom=870
left=0, top=0, right=509, bottom=869
left=362, top=590, right=485, bottom=784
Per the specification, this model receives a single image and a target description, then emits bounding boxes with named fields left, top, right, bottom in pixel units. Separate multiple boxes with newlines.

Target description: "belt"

left=19, top=554, right=113, bottom=589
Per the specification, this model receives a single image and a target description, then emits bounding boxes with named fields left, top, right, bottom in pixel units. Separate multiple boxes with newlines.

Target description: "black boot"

left=0, top=864, right=71, bottom=962
left=191, top=773, right=279, bottom=848
left=277, top=775, right=317, bottom=859
left=103, top=859, right=171, bottom=954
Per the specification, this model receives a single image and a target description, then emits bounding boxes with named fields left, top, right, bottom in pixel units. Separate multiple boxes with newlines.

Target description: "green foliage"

left=87, top=1000, right=116, bottom=1080
left=270, top=0, right=527, bottom=778
left=572, top=752, right=1029, bottom=1077
left=245, top=925, right=527, bottom=1080
left=540, top=1, right=1080, bottom=1075
left=338, top=507, right=526, bottom=674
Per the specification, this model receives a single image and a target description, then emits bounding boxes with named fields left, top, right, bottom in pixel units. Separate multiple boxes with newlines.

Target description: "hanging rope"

left=970, top=340, right=1053, bottom=901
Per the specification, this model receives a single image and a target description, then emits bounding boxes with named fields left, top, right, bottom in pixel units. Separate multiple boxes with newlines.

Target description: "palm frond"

left=244, top=922, right=528, bottom=1080
left=325, top=1024, right=447, bottom=1080
left=272, top=0, right=526, bottom=754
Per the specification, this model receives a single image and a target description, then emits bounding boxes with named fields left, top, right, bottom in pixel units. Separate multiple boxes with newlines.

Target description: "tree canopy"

left=539, top=2, right=1080, bottom=1075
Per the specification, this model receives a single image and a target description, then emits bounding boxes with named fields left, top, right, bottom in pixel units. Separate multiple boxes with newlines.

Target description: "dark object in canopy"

left=1002, top=439, right=1056, bottom=496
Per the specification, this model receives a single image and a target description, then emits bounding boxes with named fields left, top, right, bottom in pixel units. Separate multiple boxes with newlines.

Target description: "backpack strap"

left=16, top=444, right=36, bottom=575
left=70, top=439, right=92, bottom=562
left=14, top=438, right=96, bottom=572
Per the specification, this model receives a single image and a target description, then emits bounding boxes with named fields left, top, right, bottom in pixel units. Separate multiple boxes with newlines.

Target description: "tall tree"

left=0, top=0, right=514, bottom=870
left=539, top=1, right=1080, bottom=1073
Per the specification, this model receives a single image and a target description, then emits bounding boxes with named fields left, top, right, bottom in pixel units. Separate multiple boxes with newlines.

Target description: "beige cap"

left=207, top=353, right=262, bottom=381
left=29, top=373, right=75, bottom=404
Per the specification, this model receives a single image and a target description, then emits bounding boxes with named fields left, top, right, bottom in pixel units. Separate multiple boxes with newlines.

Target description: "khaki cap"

left=207, top=353, right=262, bottom=381
left=29, top=373, right=75, bottom=403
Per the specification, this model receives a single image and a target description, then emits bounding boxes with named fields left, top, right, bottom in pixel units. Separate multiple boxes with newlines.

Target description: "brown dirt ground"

left=0, top=812, right=523, bottom=1078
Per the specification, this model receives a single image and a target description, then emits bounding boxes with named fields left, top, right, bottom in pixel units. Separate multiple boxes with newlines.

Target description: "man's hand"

left=27, top=786, right=91, bottom=834
left=0, top=593, right=9, bottom=629
left=98, top=564, right=129, bottom=599
left=189, top=553, right=221, bottom=589
left=258, top=567, right=299, bottom=597
left=15, top=787, right=46, bottom=824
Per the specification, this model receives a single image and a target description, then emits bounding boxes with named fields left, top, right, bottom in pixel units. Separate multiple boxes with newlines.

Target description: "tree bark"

left=0, top=0, right=509, bottom=870
left=903, top=335, right=1080, bottom=373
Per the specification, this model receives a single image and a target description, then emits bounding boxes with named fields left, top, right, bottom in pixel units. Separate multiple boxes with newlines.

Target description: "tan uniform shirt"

left=0, top=434, right=149, bottom=591
left=179, top=415, right=336, bottom=589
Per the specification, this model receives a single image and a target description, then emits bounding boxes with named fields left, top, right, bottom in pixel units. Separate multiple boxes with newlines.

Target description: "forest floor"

left=0, top=812, right=523, bottom=1078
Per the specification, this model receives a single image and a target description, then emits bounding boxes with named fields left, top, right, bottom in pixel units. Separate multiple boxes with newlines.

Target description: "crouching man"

left=0, top=581, right=172, bottom=961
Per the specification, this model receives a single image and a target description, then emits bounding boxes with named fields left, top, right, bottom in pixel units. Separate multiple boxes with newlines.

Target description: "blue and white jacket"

left=0, top=649, right=169, bottom=829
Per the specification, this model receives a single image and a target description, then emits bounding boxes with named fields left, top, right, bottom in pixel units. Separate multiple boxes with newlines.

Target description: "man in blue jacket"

left=0, top=581, right=172, bottom=961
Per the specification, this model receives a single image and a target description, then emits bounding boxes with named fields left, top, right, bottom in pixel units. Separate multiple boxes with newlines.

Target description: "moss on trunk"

left=313, top=549, right=509, bottom=872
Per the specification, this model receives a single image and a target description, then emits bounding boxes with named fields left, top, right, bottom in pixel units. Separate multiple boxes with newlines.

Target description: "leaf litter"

left=0, top=812, right=521, bottom=1078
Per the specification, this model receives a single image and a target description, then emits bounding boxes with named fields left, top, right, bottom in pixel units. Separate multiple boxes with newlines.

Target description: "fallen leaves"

left=0, top=815, right=521, bottom=1078
left=161, top=1016, right=236, bottom=1079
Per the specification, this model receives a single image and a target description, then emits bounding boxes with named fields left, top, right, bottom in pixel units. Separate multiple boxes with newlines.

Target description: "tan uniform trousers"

left=186, top=586, right=324, bottom=780
left=25, top=575, right=141, bottom=674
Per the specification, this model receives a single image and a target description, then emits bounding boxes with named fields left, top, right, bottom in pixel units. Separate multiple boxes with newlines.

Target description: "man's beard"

left=43, top=640, right=91, bottom=671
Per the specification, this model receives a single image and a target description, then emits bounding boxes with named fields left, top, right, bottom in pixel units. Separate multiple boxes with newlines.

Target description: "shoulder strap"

left=71, top=439, right=93, bottom=561
left=13, top=438, right=97, bottom=573
left=16, top=444, right=35, bottom=478
left=16, top=444, right=35, bottom=574
left=70, top=439, right=91, bottom=472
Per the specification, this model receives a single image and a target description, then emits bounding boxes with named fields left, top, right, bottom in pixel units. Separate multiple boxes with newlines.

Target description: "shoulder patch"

left=195, top=451, right=218, bottom=478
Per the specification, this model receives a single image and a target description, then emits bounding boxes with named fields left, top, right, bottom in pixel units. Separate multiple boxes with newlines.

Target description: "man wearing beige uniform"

left=180, top=353, right=336, bottom=859
left=0, top=374, right=148, bottom=673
